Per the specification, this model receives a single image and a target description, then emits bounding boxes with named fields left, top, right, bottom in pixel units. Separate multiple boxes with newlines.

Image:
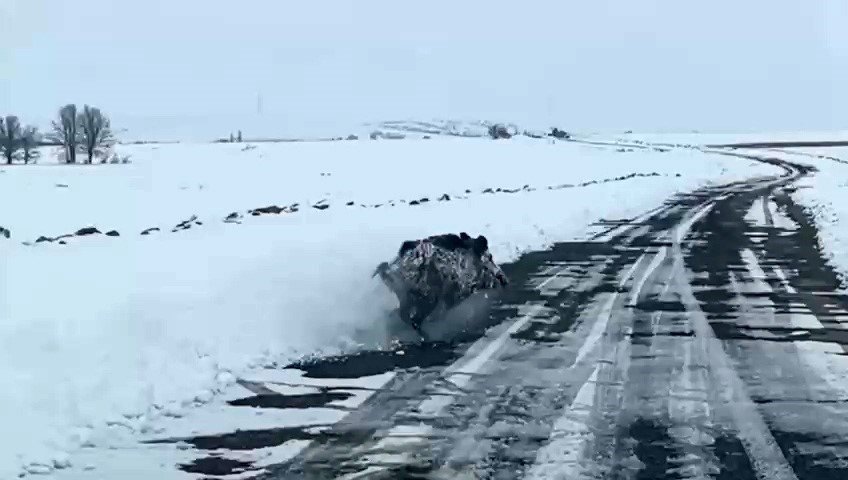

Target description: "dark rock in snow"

left=105, top=230, right=120, bottom=237
left=141, top=227, right=161, bottom=235
left=676, top=173, right=682, bottom=177
left=465, top=189, right=472, bottom=194
left=76, top=227, right=101, bottom=236
left=409, top=200, right=420, bottom=206
left=195, top=221, right=203, bottom=225
left=59, top=240, right=67, bottom=245
left=549, top=128, right=570, bottom=139
left=173, top=215, right=198, bottom=231
left=488, top=124, right=512, bottom=139
left=482, top=188, right=494, bottom=194
left=419, top=197, right=429, bottom=203
left=35, top=236, right=53, bottom=243
left=0, top=226, right=9, bottom=239
left=250, top=205, right=286, bottom=215
left=313, top=204, right=330, bottom=210
left=346, top=201, right=355, bottom=206
left=55, top=184, right=69, bottom=188
left=438, top=194, right=450, bottom=201
left=346, top=134, right=358, bottom=140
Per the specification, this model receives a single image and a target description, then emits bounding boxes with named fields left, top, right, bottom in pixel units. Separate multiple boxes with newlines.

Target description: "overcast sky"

left=1, top=0, right=847, bottom=136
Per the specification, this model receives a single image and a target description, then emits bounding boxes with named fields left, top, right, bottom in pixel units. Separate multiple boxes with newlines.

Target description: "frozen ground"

left=0, top=134, right=782, bottom=478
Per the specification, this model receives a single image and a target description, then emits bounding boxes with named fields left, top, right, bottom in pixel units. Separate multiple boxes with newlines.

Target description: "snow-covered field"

left=605, top=131, right=848, bottom=148
left=0, top=135, right=782, bottom=478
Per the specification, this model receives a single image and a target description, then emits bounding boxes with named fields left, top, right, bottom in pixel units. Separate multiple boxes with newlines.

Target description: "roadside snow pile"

left=777, top=147, right=848, bottom=287
left=0, top=136, right=780, bottom=478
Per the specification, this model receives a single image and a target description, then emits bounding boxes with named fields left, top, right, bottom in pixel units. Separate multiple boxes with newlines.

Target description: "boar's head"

left=471, top=235, right=508, bottom=288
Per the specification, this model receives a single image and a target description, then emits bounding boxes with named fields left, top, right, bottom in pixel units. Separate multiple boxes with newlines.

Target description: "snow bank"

left=773, top=147, right=848, bottom=288
left=0, top=136, right=780, bottom=477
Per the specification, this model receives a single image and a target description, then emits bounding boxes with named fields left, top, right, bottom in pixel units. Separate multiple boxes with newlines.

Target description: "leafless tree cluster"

left=0, top=104, right=117, bottom=165
left=221, top=130, right=244, bottom=143
left=50, top=104, right=115, bottom=164
left=0, top=116, right=41, bottom=165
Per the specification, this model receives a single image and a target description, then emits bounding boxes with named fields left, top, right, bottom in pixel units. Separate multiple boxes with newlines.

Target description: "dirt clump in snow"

left=249, top=205, right=287, bottom=216
left=76, top=227, right=101, bottom=236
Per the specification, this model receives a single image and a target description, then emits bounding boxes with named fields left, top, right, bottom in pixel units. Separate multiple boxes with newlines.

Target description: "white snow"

left=604, top=131, right=848, bottom=148
left=0, top=135, right=781, bottom=478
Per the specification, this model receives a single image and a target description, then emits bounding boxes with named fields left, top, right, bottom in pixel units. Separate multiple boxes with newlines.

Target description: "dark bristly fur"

left=376, top=232, right=508, bottom=336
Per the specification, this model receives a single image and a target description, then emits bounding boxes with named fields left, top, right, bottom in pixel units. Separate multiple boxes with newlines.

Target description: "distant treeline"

left=0, top=104, right=115, bottom=164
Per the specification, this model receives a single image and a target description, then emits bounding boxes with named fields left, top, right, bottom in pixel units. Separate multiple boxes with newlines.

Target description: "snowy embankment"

left=0, top=135, right=779, bottom=477
left=769, top=146, right=848, bottom=288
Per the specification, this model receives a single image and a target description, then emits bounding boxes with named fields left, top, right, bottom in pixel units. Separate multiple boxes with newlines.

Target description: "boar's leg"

left=404, top=293, right=439, bottom=335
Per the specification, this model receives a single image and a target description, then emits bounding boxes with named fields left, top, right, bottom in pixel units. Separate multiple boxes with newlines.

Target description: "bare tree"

left=21, top=126, right=41, bottom=165
left=50, top=104, right=80, bottom=164
left=0, top=115, right=22, bottom=164
left=78, top=105, right=114, bottom=164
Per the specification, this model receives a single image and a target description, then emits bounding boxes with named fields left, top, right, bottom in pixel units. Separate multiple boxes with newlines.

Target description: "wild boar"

left=374, top=232, right=508, bottom=336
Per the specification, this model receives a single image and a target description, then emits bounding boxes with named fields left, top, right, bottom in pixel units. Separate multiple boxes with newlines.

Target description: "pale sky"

left=1, top=0, right=847, bottom=137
